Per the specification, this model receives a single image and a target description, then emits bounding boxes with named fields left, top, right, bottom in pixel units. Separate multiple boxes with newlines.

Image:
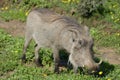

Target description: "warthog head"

left=66, top=26, right=102, bottom=74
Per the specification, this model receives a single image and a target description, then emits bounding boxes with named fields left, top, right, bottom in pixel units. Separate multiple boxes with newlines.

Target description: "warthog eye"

left=73, top=39, right=75, bottom=42
left=79, top=40, right=82, bottom=45
left=74, top=40, right=83, bottom=50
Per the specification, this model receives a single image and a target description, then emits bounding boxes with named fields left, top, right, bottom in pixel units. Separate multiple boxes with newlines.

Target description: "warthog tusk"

left=98, top=59, right=102, bottom=65
left=92, top=70, right=95, bottom=73
left=82, top=65, right=85, bottom=67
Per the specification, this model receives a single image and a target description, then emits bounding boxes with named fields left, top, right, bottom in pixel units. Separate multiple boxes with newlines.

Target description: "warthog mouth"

left=82, top=59, right=103, bottom=74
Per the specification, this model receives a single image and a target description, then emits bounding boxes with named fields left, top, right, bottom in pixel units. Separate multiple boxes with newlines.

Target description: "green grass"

left=90, top=26, right=120, bottom=53
left=0, top=29, right=120, bottom=80
left=0, top=8, right=26, bottom=22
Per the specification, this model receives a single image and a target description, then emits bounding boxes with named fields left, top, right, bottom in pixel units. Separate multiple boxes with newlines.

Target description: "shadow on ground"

left=59, top=53, right=115, bottom=77
left=93, top=57, right=115, bottom=77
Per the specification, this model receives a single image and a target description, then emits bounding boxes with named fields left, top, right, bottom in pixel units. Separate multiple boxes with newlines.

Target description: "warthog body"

left=22, top=8, right=101, bottom=73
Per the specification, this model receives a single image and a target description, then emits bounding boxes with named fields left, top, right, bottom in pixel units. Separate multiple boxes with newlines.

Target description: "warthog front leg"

left=34, top=44, right=43, bottom=67
left=53, top=48, right=60, bottom=73
left=73, top=65, right=78, bottom=74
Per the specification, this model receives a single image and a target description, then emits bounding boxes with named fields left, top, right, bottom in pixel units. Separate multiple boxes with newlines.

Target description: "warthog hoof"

left=34, top=59, right=43, bottom=67
left=21, top=54, right=26, bottom=63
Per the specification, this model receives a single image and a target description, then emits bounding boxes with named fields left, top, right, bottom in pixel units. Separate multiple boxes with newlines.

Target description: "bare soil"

left=95, top=47, right=120, bottom=65
left=0, top=20, right=25, bottom=37
left=0, top=20, right=120, bottom=65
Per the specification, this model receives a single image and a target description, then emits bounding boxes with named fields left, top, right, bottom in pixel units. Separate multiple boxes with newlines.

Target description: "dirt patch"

left=96, top=47, right=120, bottom=65
left=0, top=20, right=25, bottom=37
left=0, top=20, right=120, bottom=65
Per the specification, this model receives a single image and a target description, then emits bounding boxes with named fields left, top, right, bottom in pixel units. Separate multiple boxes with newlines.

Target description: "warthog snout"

left=86, top=60, right=102, bottom=74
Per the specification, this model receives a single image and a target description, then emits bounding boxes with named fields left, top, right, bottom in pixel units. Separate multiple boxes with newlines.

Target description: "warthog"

left=22, top=8, right=102, bottom=74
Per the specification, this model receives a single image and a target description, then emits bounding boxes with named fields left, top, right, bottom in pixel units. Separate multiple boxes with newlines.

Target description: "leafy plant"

left=78, top=0, right=104, bottom=17
left=39, top=48, right=53, bottom=66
